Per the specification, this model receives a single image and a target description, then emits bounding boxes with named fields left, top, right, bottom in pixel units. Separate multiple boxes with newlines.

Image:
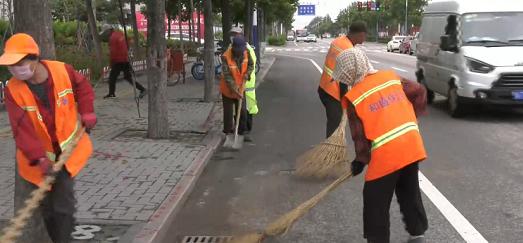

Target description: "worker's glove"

left=81, top=113, right=97, bottom=132
left=351, top=160, right=366, bottom=176
left=35, top=157, right=53, bottom=176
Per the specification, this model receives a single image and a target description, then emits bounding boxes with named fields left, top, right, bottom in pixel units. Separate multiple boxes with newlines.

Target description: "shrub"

left=268, top=35, right=286, bottom=46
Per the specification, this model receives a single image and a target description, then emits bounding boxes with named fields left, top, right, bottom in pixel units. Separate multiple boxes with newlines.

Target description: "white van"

left=416, top=0, right=523, bottom=117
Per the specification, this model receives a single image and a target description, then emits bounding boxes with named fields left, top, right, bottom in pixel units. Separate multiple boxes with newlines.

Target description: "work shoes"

left=407, top=235, right=425, bottom=243
left=103, top=94, right=116, bottom=99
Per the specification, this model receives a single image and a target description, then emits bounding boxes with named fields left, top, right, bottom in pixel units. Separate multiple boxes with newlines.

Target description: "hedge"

left=268, top=35, right=286, bottom=46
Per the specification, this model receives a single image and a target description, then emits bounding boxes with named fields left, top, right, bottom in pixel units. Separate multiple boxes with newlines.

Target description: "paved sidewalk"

left=0, top=56, right=275, bottom=242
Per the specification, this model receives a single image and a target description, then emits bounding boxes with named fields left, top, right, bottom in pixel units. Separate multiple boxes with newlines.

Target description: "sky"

left=292, top=0, right=357, bottom=30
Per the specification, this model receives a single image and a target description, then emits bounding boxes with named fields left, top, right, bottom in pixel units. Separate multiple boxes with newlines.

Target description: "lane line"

left=272, top=52, right=488, bottom=243
left=370, top=60, right=380, bottom=64
left=392, top=67, right=408, bottom=73
left=418, top=173, right=488, bottom=243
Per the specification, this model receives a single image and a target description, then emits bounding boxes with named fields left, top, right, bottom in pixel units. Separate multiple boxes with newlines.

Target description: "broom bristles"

left=231, top=171, right=353, bottom=243
left=295, top=110, right=349, bottom=179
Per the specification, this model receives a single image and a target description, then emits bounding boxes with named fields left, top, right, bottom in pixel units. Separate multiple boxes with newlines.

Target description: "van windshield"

left=462, top=12, right=523, bottom=46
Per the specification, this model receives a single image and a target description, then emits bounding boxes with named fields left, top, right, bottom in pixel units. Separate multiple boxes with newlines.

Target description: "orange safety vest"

left=319, top=36, right=353, bottom=105
left=7, top=60, right=93, bottom=186
left=220, top=48, right=248, bottom=99
left=345, top=70, right=427, bottom=181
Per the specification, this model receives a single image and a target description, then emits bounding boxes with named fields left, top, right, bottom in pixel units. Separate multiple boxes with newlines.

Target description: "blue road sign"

left=298, top=5, right=315, bottom=16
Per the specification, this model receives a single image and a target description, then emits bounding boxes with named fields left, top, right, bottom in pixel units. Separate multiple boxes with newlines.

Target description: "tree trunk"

left=130, top=0, right=141, bottom=58
left=197, top=5, right=201, bottom=44
left=190, top=0, right=195, bottom=43
left=178, top=6, right=184, bottom=53
left=244, top=0, right=253, bottom=43
left=13, top=0, right=55, bottom=241
left=146, top=0, right=169, bottom=138
left=188, top=12, right=193, bottom=43
left=221, top=0, right=231, bottom=47
left=167, top=16, right=172, bottom=39
left=203, top=0, right=214, bottom=102
left=85, top=0, right=103, bottom=80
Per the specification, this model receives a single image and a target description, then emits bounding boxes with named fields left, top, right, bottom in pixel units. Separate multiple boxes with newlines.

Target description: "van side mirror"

left=440, top=35, right=459, bottom=53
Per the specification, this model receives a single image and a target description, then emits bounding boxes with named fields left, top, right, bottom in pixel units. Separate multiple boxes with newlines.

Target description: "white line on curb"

left=418, top=172, right=488, bottom=243
left=272, top=52, right=488, bottom=243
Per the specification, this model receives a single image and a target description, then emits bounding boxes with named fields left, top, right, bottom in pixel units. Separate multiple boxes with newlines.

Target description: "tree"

left=146, top=0, right=169, bottom=138
left=244, top=0, right=252, bottom=42
left=203, top=0, right=214, bottom=101
left=130, top=0, right=142, bottom=56
left=221, top=0, right=232, bottom=47
left=13, top=0, right=56, bottom=241
left=85, top=0, right=103, bottom=81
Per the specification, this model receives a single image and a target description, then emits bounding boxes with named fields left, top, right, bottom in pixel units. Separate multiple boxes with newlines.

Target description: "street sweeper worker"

left=230, top=26, right=258, bottom=141
left=1, top=33, right=95, bottom=242
left=220, top=36, right=254, bottom=145
left=332, top=47, right=429, bottom=243
left=318, top=21, right=367, bottom=138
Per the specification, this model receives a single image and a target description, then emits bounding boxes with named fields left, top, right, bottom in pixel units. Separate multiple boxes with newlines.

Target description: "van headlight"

left=466, top=57, right=494, bottom=73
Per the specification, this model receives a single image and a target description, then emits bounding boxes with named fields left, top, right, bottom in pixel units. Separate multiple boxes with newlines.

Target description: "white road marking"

left=272, top=52, right=488, bottom=243
left=418, top=172, right=488, bottom=243
left=370, top=60, right=380, bottom=64
left=392, top=67, right=408, bottom=73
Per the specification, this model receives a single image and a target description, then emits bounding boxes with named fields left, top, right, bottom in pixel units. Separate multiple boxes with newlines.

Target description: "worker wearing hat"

left=99, top=24, right=146, bottom=99
left=0, top=33, right=95, bottom=242
left=332, top=47, right=428, bottom=243
left=220, top=36, right=255, bottom=147
left=229, top=26, right=258, bottom=141
left=318, top=21, right=367, bottom=138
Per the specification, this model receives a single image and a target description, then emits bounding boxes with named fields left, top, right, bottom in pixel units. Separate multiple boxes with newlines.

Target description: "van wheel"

left=448, top=85, right=467, bottom=117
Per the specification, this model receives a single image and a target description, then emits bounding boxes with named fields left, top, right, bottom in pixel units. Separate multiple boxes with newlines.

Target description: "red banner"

left=135, top=11, right=204, bottom=39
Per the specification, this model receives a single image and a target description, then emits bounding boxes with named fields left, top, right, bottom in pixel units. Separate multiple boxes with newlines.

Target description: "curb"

left=131, top=133, right=222, bottom=243
left=256, top=56, right=276, bottom=89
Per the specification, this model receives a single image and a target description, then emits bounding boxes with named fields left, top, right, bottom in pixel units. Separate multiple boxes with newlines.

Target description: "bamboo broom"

left=0, top=126, right=86, bottom=243
left=230, top=170, right=353, bottom=243
left=295, top=110, right=348, bottom=179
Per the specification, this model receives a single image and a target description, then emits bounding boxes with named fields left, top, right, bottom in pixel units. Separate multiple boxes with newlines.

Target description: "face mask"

left=8, top=63, right=35, bottom=81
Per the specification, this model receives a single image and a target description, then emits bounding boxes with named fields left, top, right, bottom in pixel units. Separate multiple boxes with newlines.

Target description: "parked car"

left=416, top=0, right=523, bottom=117
left=296, top=35, right=307, bottom=42
left=387, top=36, right=406, bottom=52
left=287, top=34, right=295, bottom=41
left=410, top=32, right=419, bottom=55
left=305, top=34, right=317, bottom=43
left=399, top=36, right=413, bottom=54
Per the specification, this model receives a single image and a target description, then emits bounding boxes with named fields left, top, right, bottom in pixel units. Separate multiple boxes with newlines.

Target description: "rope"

left=0, top=127, right=86, bottom=243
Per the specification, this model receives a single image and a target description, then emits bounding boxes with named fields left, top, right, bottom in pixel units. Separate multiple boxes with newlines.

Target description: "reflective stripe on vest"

left=371, top=122, right=419, bottom=151
left=319, top=36, right=353, bottom=103
left=346, top=70, right=426, bottom=181
left=7, top=60, right=92, bottom=186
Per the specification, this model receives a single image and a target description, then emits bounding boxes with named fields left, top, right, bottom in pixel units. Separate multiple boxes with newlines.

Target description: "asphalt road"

left=167, top=40, right=523, bottom=243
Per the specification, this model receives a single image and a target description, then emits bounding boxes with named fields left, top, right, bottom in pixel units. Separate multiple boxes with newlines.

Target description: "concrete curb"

left=131, top=133, right=222, bottom=243
left=256, top=56, right=276, bottom=89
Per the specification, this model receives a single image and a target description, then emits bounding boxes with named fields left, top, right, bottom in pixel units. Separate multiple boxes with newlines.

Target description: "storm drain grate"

left=182, top=236, right=233, bottom=243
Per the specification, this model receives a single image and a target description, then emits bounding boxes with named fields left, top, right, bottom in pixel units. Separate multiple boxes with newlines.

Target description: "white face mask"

left=8, top=63, right=35, bottom=81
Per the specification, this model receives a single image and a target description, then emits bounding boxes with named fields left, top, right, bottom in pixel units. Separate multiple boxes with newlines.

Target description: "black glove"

left=351, top=160, right=366, bottom=176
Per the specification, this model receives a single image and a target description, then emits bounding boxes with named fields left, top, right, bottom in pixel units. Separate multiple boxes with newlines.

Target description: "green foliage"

left=267, top=35, right=286, bottom=46
left=56, top=44, right=111, bottom=81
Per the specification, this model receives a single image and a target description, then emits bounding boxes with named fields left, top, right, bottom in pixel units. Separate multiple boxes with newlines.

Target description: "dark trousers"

left=19, top=169, right=76, bottom=243
left=108, top=62, right=146, bottom=95
left=222, top=95, right=248, bottom=135
left=246, top=114, right=253, bottom=133
left=363, top=162, right=428, bottom=243
left=318, top=87, right=343, bottom=138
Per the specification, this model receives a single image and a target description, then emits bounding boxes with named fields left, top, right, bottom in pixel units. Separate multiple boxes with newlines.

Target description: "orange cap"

left=0, top=33, right=40, bottom=65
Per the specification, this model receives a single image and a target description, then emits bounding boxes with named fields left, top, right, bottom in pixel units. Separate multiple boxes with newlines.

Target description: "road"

left=167, top=39, right=523, bottom=243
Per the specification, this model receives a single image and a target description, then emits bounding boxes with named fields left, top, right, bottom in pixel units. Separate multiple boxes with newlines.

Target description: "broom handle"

left=234, top=96, right=243, bottom=141
left=0, top=126, right=86, bottom=243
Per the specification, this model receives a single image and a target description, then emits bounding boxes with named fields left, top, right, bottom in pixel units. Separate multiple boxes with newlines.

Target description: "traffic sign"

left=298, top=5, right=316, bottom=16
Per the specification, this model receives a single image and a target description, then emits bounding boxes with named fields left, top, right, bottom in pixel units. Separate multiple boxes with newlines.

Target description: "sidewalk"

left=0, top=56, right=275, bottom=242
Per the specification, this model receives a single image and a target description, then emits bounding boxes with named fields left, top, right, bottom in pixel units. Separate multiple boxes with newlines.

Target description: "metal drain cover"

left=182, top=236, right=232, bottom=243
